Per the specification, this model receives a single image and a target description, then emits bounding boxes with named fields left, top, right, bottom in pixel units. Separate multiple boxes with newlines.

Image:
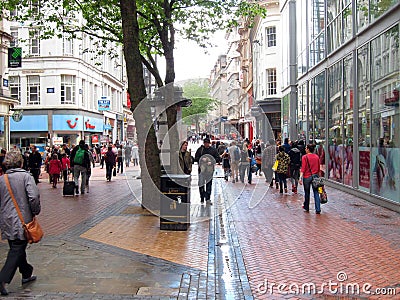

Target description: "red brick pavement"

left=222, top=176, right=400, bottom=299
left=36, top=165, right=140, bottom=236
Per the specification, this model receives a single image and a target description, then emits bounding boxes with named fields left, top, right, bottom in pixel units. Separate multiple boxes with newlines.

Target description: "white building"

left=0, top=16, right=18, bottom=151
left=7, top=11, right=126, bottom=150
left=251, top=0, right=282, bottom=142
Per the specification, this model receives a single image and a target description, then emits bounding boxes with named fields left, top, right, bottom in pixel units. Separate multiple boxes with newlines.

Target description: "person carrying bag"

left=299, top=144, right=322, bottom=214
left=0, top=150, right=41, bottom=296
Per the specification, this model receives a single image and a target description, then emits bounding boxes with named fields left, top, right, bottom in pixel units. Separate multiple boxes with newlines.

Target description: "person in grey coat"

left=0, top=149, right=41, bottom=296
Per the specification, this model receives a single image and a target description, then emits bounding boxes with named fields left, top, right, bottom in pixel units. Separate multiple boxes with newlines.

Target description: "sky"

left=160, top=31, right=228, bottom=83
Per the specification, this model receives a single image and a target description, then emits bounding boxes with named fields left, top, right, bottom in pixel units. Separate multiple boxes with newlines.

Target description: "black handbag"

left=306, top=156, right=324, bottom=189
left=113, top=167, right=117, bottom=177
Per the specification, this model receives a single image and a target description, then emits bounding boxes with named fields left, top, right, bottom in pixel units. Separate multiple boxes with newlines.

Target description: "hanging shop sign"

left=11, top=110, right=23, bottom=122
left=98, top=96, right=111, bottom=111
left=8, top=47, right=22, bottom=68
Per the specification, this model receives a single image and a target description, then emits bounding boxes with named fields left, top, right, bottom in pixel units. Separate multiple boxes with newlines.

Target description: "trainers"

left=22, top=275, right=37, bottom=285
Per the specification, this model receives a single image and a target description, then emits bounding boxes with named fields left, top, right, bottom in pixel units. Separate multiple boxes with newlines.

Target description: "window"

left=27, top=75, right=40, bottom=105
left=61, top=75, right=76, bottom=104
left=9, top=76, right=21, bottom=104
left=31, top=0, right=40, bottom=15
left=63, top=34, right=73, bottom=56
left=266, top=27, right=276, bottom=47
left=29, top=29, right=40, bottom=56
left=10, top=28, right=18, bottom=47
left=267, top=69, right=277, bottom=95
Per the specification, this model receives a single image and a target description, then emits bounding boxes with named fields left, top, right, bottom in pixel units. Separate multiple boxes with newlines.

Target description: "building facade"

left=251, top=0, right=282, bottom=142
left=0, top=16, right=18, bottom=151
left=7, top=12, right=125, bottom=150
left=281, top=0, right=399, bottom=209
left=209, top=55, right=230, bottom=138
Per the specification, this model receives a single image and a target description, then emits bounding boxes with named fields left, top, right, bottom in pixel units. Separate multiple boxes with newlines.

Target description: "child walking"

left=49, top=153, right=62, bottom=188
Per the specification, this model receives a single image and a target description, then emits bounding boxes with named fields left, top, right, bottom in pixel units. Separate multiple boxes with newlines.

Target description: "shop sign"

left=104, top=124, right=112, bottom=130
left=92, top=135, right=99, bottom=144
left=52, top=137, right=63, bottom=145
left=8, top=47, right=22, bottom=68
left=11, top=110, right=23, bottom=122
left=10, top=115, right=48, bottom=131
left=98, top=96, right=111, bottom=111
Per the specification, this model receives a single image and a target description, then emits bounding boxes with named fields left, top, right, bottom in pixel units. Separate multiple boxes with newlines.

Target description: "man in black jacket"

left=28, top=145, right=42, bottom=184
left=70, top=140, right=91, bottom=195
left=194, top=138, right=220, bottom=204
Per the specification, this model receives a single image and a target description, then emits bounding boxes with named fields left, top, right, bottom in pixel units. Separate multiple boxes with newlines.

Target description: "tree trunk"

left=163, top=31, right=180, bottom=174
left=120, top=0, right=161, bottom=212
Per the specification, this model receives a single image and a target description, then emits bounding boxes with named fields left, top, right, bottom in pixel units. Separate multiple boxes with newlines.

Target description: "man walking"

left=70, top=140, right=91, bottom=195
left=228, top=141, right=240, bottom=183
left=28, top=145, right=42, bottom=184
left=194, top=138, right=220, bottom=204
left=262, top=139, right=277, bottom=185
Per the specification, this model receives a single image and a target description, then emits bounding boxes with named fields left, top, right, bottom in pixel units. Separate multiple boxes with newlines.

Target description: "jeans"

left=30, top=168, right=40, bottom=184
left=277, top=173, right=287, bottom=191
left=73, top=165, right=87, bottom=193
left=198, top=171, right=213, bottom=201
left=302, top=176, right=321, bottom=212
left=0, top=240, right=33, bottom=284
left=125, top=156, right=131, bottom=167
left=290, top=168, right=300, bottom=189
left=117, top=157, right=124, bottom=173
left=239, top=163, right=252, bottom=183
left=106, top=162, right=114, bottom=180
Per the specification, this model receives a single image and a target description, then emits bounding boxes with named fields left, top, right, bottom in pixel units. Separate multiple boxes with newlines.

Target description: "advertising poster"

left=370, top=147, right=400, bottom=203
left=358, top=147, right=370, bottom=190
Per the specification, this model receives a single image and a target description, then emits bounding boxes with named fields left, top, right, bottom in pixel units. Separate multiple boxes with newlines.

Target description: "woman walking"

left=275, top=146, right=290, bottom=193
left=0, top=150, right=41, bottom=296
left=299, top=144, right=321, bottom=214
left=178, top=141, right=192, bottom=175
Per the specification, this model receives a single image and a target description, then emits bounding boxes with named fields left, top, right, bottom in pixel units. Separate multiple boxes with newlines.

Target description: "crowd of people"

left=181, top=136, right=323, bottom=213
left=0, top=141, right=140, bottom=194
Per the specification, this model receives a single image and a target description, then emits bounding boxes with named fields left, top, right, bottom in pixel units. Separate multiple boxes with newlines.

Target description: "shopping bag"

left=272, top=160, right=279, bottom=172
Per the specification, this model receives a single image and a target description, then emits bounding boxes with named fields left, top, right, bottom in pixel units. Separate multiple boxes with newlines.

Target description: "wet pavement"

left=0, top=149, right=399, bottom=299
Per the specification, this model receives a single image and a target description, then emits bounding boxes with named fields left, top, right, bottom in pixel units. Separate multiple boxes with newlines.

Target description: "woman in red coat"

left=299, top=144, right=321, bottom=214
left=48, top=154, right=62, bottom=188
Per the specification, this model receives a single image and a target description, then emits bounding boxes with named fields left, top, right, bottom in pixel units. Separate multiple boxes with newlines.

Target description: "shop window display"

left=370, top=25, right=400, bottom=203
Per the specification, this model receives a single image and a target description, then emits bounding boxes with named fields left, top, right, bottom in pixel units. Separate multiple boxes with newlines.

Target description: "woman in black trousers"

left=0, top=150, right=41, bottom=295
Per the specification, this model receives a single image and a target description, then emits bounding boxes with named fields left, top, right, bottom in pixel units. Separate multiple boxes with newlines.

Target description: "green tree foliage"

left=182, top=80, right=217, bottom=133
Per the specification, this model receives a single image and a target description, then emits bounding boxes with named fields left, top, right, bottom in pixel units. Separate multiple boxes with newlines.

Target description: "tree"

left=1, top=0, right=266, bottom=211
left=182, top=80, right=218, bottom=133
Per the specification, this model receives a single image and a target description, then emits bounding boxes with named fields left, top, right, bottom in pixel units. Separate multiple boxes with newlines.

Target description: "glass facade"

left=370, top=25, right=399, bottom=202
left=308, top=0, right=325, bottom=68
left=295, top=0, right=399, bottom=204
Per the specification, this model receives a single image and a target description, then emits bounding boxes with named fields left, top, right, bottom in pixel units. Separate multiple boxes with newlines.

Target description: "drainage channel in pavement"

left=214, top=179, right=253, bottom=300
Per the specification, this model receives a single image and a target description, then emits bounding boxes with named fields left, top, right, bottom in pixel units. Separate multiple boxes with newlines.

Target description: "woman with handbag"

left=299, top=144, right=321, bottom=214
left=0, top=149, right=41, bottom=295
left=275, top=146, right=291, bottom=193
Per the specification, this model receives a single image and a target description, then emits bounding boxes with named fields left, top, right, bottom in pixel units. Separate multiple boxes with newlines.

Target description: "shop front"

left=0, top=97, right=18, bottom=150
left=52, top=113, right=103, bottom=147
left=10, top=114, right=49, bottom=151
